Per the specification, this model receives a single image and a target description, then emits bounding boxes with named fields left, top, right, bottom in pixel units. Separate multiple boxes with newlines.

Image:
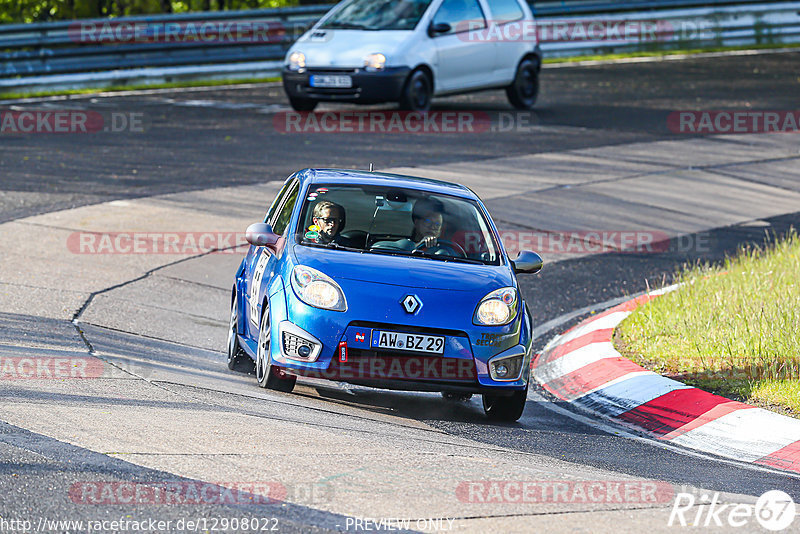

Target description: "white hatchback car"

left=282, top=0, right=541, bottom=111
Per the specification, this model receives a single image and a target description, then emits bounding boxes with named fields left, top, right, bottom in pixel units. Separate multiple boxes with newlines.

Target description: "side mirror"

left=428, top=22, right=451, bottom=37
left=245, top=222, right=280, bottom=249
left=512, top=250, right=543, bottom=274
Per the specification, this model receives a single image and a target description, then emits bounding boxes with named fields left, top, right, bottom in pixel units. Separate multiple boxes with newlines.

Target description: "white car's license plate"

left=310, top=75, right=352, bottom=88
left=373, top=331, right=445, bottom=354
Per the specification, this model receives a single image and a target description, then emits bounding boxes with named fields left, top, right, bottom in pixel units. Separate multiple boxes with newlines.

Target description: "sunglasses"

left=316, top=217, right=342, bottom=225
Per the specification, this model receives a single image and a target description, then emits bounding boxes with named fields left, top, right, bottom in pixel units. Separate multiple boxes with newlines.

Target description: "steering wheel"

left=412, top=238, right=467, bottom=258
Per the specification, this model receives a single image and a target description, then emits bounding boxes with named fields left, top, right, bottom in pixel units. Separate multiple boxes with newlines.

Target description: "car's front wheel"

left=506, top=58, right=539, bottom=110
left=256, top=301, right=297, bottom=393
left=399, top=69, right=432, bottom=112
left=482, top=386, right=528, bottom=422
left=227, top=293, right=247, bottom=370
left=288, top=96, right=318, bottom=112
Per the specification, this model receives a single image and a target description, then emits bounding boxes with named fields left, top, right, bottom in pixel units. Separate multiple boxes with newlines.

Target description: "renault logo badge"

left=401, top=295, right=421, bottom=314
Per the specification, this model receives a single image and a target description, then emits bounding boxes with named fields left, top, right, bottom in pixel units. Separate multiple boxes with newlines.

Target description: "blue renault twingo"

left=228, top=168, right=542, bottom=421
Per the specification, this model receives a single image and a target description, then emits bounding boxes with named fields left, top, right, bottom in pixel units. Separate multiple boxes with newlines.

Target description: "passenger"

left=311, top=201, right=353, bottom=247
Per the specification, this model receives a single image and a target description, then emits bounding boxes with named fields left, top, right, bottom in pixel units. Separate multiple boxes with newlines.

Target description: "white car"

left=282, top=0, right=541, bottom=111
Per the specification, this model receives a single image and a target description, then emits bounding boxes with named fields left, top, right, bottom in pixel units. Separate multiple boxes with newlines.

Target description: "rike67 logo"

left=669, top=490, right=796, bottom=531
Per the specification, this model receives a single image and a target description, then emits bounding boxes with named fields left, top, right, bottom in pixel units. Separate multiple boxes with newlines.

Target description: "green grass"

left=543, top=42, right=800, bottom=64
left=615, top=230, right=800, bottom=417
left=0, top=76, right=281, bottom=101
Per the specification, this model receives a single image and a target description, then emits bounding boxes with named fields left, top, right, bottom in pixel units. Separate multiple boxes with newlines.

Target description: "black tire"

left=255, top=301, right=296, bottom=393
left=441, top=392, right=473, bottom=402
left=505, top=58, right=539, bottom=110
left=289, top=97, right=318, bottom=112
left=227, top=293, right=247, bottom=370
left=399, top=69, right=432, bottom=112
left=482, top=386, right=528, bottom=422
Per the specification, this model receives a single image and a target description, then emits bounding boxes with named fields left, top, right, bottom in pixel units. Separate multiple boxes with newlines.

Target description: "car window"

left=264, top=179, right=293, bottom=225
left=295, top=184, right=501, bottom=265
left=432, top=0, right=487, bottom=34
left=320, top=0, right=433, bottom=31
left=485, top=0, right=523, bottom=23
left=271, top=180, right=300, bottom=236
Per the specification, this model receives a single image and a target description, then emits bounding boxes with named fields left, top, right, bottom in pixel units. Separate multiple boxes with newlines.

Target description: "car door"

left=245, top=179, right=300, bottom=335
left=483, top=0, right=528, bottom=83
left=430, top=0, right=496, bottom=92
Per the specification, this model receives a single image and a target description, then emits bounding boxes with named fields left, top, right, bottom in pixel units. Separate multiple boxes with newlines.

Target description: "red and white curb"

left=533, top=286, right=800, bottom=473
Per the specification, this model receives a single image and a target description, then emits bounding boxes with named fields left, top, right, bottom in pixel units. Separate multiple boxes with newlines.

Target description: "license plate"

left=310, top=75, right=352, bottom=88
left=372, top=331, right=445, bottom=354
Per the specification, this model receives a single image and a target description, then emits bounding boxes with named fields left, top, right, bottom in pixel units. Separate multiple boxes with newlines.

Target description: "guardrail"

left=1, top=1, right=799, bottom=94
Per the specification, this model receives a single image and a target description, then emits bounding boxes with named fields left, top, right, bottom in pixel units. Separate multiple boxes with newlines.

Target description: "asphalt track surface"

left=2, top=51, right=800, bottom=532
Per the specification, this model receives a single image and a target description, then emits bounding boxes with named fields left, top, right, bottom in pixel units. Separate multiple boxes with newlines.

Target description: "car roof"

left=295, top=168, right=477, bottom=199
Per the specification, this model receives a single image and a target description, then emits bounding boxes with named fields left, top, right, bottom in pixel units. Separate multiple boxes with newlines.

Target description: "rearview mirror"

left=245, top=223, right=280, bottom=249
left=512, top=250, right=543, bottom=274
left=428, top=22, right=451, bottom=37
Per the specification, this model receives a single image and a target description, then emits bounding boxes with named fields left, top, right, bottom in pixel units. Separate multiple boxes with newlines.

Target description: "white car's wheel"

left=506, top=58, right=539, bottom=110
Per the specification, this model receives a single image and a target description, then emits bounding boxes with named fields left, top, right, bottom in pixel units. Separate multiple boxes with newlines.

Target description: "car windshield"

left=320, top=0, right=433, bottom=31
left=295, top=184, right=501, bottom=265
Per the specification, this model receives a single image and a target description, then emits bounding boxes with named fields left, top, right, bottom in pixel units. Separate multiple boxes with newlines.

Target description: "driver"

left=391, top=197, right=454, bottom=253
left=311, top=201, right=353, bottom=247
left=410, top=197, right=444, bottom=249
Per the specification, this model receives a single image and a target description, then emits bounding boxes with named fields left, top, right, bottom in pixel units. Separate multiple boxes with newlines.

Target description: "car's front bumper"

left=270, top=288, right=531, bottom=393
left=282, top=67, right=411, bottom=104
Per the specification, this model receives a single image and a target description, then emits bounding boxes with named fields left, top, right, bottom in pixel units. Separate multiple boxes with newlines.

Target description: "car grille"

left=282, top=331, right=314, bottom=360
left=307, top=67, right=359, bottom=74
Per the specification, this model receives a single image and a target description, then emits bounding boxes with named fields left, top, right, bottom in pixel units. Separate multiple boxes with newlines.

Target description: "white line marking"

left=536, top=341, right=619, bottom=383
left=544, top=47, right=800, bottom=69
left=671, top=408, right=800, bottom=463
left=0, top=81, right=283, bottom=105
left=556, top=311, right=631, bottom=346
left=527, top=388, right=800, bottom=479
left=534, top=293, right=642, bottom=342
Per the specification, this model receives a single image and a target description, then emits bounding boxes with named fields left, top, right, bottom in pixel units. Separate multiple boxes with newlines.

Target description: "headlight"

left=288, top=51, right=306, bottom=71
left=474, top=287, right=517, bottom=326
left=291, top=266, right=347, bottom=311
left=363, top=53, right=386, bottom=72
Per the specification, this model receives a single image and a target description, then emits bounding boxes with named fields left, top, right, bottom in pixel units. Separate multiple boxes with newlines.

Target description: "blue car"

left=227, top=169, right=542, bottom=421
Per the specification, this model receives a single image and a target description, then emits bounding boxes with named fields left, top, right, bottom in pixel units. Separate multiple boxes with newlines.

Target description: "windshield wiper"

left=410, top=251, right=484, bottom=264
left=302, top=241, right=361, bottom=252
left=321, top=21, right=370, bottom=30
left=367, top=248, right=413, bottom=258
